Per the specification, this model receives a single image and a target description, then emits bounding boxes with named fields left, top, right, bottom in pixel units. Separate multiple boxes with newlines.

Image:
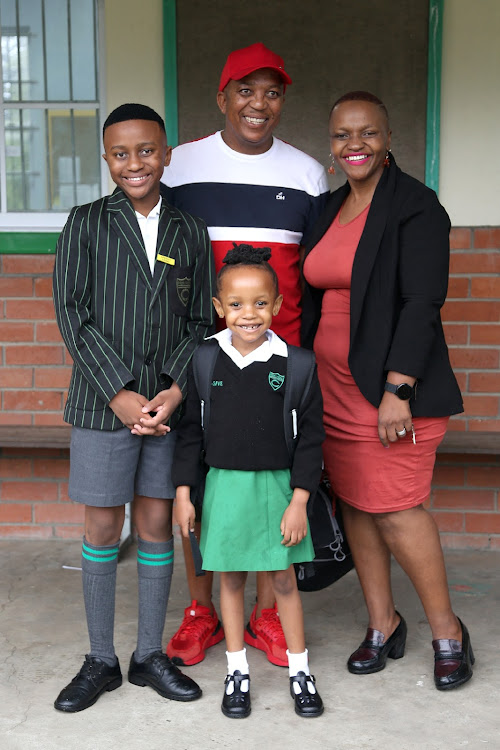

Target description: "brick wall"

left=0, top=253, right=81, bottom=538
left=0, top=446, right=82, bottom=538
left=1, top=227, right=499, bottom=544
left=428, top=453, right=500, bottom=550
left=0, top=255, right=70, bottom=428
left=444, top=227, right=500, bottom=432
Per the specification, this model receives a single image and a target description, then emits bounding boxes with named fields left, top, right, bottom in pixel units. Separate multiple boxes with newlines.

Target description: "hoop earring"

left=328, top=153, right=335, bottom=175
left=384, top=149, right=391, bottom=167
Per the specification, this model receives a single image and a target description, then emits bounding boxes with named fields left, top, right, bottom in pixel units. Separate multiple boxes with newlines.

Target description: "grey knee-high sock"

left=135, top=536, right=174, bottom=662
left=81, top=537, right=119, bottom=666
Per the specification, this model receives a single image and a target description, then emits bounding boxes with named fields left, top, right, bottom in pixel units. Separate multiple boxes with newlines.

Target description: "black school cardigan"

left=301, top=156, right=463, bottom=418
left=172, top=348, right=325, bottom=495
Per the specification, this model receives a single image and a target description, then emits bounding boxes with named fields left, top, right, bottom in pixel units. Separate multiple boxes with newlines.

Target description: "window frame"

left=0, top=0, right=107, bottom=240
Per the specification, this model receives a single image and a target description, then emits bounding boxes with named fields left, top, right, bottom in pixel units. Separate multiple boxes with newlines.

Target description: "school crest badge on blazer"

left=176, top=277, right=191, bottom=307
left=268, top=372, right=285, bottom=391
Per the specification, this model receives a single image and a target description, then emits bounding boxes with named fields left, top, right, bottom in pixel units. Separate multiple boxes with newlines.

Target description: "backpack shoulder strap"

left=191, top=339, right=219, bottom=447
left=283, top=344, right=316, bottom=460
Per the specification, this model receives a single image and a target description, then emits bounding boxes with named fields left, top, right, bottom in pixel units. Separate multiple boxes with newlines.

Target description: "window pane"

left=48, top=108, right=75, bottom=209
left=72, top=110, right=101, bottom=204
left=5, top=108, right=25, bottom=209
left=1, top=0, right=20, bottom=101
left=24, top=108, right=47, bottom=209
left=70, top=0, right=97, bottom=101
left=19, top=0, right=45, bottom=100
left=45, top=0, right=70, bottom=100
left=1, top=1, right=101, bottom=219
left=4, top=107, right=101, bottom=211
left=51, top=109, right=101, bottom=208
left=6, top=108, right=47, bottom=210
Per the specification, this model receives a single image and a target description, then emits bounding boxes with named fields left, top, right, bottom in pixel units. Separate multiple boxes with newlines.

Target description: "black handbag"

left=294, top=479, right=354, bottom=592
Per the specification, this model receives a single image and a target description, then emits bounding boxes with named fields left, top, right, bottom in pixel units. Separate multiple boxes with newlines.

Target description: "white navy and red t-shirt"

left=162, top=132, right=329, bottom=345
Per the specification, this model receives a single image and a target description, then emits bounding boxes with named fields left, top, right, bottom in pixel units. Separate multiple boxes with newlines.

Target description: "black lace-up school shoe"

left=54, top=655, right=122, bottom=712
left=290, top=672, right=324, bottom=717
left=128, top=651, right=202, bottom=701
left=221, top=671, right=251, bottom=718
left=433, top=618, right=474, bottom=690
left=348, top=612, right=407, bottom=674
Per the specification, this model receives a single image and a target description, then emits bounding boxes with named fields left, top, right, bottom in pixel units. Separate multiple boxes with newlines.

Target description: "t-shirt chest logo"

left=268, top=372, right=285, bottom=391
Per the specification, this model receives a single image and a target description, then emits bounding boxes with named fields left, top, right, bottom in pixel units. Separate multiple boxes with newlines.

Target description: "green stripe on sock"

left=137, top=549, right=174, bottom=561
left=82, top=542, right=119, bottom=559
left=137, top=556, right=174, bottom=567
left=82, top=550, right=119, bottom=564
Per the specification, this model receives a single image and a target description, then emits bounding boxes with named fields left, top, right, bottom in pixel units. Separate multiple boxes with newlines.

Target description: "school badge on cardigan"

left=268, top=372, right=285, bottom=391
left=176, top=277, right=191, bottom=307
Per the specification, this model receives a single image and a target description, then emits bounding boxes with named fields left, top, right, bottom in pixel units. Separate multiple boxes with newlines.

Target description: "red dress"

left=303, top=206, right=448, bottom=513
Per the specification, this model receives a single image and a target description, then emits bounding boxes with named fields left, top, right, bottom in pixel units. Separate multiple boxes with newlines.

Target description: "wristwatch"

left=384, top=382, right=415, bottom=400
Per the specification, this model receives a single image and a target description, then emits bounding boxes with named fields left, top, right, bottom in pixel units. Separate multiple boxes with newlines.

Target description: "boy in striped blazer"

left=53, top=103, right=215, bottom=713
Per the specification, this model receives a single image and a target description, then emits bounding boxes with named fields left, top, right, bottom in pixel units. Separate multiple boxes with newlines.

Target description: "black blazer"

left=301, top=157, right=463, bottom=418
left=53, top=188, right=215, bottom=431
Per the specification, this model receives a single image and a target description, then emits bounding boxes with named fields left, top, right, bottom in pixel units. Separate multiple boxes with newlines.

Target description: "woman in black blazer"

left=301, top=92, right=473, bottom=690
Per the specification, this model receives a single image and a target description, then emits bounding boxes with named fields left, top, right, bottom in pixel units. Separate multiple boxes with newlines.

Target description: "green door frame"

left=425, top=0, right=444, bottom=192
left=0, top=0, right=442, bottom=254
left=163, top=0, right=179, bottom=148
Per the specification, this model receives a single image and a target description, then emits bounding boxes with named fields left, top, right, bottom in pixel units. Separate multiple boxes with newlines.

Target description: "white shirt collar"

left=208, top=328, right=287, bottom=369
left=135, top=196, right=162, bottom=221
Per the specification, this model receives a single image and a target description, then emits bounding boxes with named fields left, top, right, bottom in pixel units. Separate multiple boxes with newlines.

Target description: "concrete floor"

left=0, top=539, right=498, bottom=750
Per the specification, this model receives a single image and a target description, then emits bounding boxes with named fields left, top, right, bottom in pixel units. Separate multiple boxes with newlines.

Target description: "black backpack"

left=294, top=477, right=353, bottom=591
left=190, top=338, right=353, bottom=590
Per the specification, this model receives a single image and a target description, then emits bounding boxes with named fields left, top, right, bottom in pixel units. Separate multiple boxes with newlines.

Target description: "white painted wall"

left=440, top=0, right=500, bottom=226
left=103, top=0, right=165, bottom=191
left=104, top=0, right=164, bottom=114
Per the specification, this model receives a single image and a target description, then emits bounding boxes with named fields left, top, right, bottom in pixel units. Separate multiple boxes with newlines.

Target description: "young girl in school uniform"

left=173, top=245, right=325, bottom=718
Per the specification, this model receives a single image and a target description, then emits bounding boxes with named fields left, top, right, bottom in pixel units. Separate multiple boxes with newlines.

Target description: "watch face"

left=396, top=383, right=413, bottom=400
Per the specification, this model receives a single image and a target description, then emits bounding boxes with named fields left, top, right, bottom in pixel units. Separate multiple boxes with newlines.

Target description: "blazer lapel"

left=349, top=161, right=397, bottom=346
left=108, top=189, right=152, bottom=291
left=149, top=200, right=185, bottom=308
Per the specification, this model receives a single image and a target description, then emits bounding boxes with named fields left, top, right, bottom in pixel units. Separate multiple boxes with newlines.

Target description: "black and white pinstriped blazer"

left=53, top=188, right=215, bottom=431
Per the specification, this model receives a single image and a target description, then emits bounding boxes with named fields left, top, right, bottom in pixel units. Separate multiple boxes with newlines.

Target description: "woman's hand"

left=377, top=391, right=413, bottom=447
left=175, top=487, right=195, bottom=538
left=280, top=488, right=309, bottom=547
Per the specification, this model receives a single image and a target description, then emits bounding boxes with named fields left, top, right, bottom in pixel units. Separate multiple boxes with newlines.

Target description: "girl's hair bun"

left=222, top=243, right=272, bottom=265
left=217, top=243, right=278, bottom=294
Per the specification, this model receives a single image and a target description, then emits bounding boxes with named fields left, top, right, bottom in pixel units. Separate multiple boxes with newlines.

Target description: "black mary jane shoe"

left=433, top=618, right=474, bottom=690
left=221, top=671, right=251, bottom=718
left=289, top=672, right=324, bottom=718
left=348, top=612, right=407, bottom=675
left=128, top=651, right=202, bottom=701
left=54, top=654, right=122, bottom=712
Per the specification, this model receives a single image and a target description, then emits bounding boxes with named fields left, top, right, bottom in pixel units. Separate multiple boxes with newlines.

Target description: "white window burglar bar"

left=0, top=0, right=106, bottom=230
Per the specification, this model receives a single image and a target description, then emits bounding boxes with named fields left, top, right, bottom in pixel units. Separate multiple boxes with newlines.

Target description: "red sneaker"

left=166, top=600, right=224, bottom=666
left=244, top=603, right=288, bottom=667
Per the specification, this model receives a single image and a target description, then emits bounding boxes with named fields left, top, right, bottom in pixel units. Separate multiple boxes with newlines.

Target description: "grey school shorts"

left=68, top=426, right=177, bottom=506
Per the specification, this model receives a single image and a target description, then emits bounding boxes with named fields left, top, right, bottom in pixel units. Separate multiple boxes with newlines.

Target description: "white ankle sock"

left=226, top=649, right=249, bottom=694
left=287, top=649, right=316, bottom=694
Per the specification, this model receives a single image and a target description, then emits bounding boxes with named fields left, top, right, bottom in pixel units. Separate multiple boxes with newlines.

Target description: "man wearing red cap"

left=163, top=42, right=328, bottom=672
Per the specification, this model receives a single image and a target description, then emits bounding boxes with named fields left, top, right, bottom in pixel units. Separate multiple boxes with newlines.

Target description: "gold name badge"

left=156, top=254, right=175, bottom=265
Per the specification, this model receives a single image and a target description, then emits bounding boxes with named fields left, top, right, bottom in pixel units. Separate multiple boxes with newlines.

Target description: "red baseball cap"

left=218, top=42, right=292, bottom=92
